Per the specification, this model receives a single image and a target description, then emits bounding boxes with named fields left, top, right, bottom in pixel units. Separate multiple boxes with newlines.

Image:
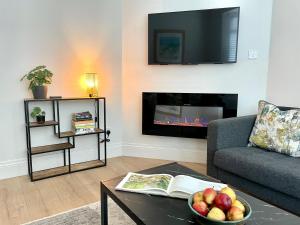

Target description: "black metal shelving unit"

left=24, top=97, right=108, bottom=181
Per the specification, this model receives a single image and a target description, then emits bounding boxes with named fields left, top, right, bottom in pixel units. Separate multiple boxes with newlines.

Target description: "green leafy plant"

left=31, top=107, right=45, bottom=119
left=20, top=65, right=53, bottom=90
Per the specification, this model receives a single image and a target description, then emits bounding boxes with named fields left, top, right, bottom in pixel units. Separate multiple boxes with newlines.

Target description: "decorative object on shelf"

left=72, top=111, right=93, bottom=121
left=49, top=96, right=62, bottom=99
left=85, top=73, right=98, bottom=97
left=31, top=107, right=46, bottom=124
left=20, top=65, right=53, bottom=99
left=72, top=111, right=95, bottom=134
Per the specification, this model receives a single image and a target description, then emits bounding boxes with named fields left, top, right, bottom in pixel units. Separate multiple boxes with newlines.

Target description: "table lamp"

left=85, top=73, right=98, bottom=97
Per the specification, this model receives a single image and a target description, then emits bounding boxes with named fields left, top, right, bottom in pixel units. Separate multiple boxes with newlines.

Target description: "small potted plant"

left=20, top=65, right=53, bottom=99
left=31, top=107, right=46, bottom=124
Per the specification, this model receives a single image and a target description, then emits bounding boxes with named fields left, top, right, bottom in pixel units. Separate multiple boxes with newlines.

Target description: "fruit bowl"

left=188, top=192, right=252, bottom=225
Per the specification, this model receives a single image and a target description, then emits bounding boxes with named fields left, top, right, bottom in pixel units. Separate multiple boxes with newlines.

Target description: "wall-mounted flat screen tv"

left=148, top=7, right=240, bottom=65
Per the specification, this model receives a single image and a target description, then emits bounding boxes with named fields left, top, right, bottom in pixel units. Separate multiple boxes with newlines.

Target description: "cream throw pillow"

left=248, top=100, right=300, bottom=157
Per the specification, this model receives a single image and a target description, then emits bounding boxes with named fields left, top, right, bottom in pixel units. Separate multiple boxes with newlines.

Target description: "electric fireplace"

left=142, top=93, right=238, bottom=139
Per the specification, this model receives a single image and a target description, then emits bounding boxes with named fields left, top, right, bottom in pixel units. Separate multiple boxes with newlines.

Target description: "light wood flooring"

left=0, top=156, right=206, bottom=225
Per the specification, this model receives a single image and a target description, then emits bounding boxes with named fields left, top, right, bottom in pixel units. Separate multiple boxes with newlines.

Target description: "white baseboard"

left=122, top=142, right=207, bottom=164
left=0, top=142, right=123, bottom=180
left=0, top=158, right=27, bottom=179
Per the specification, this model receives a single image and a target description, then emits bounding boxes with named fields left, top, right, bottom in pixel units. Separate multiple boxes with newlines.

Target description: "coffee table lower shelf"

left=32, top=159, right=105, bottom=181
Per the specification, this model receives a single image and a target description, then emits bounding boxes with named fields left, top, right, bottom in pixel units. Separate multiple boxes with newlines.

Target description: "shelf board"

left=56, top=97, right=105, bottom=101
left=58, top=128, right=104, bottom=138
left=24, top=98, right=54, bottom=102
left=71, top=160, right=105, bottom=172
left=29, top=120, right=59, bottom=128
left=32, top=166, right=69, bottom=180
left=24, top=97, right=105, bottom=102
left=31, top=143, right=74, bottom=155
left=31, top=160, right=105, bottom=180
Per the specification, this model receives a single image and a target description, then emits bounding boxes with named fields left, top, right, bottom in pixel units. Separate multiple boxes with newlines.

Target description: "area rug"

left=23, top=198, right=135, bottom=225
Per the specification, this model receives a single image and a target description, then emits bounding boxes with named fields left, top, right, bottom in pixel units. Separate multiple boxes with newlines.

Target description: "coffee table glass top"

left=101, top=163, right=300, bottom=225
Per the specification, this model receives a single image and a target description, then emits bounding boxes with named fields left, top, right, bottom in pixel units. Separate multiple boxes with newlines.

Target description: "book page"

left=115, top=173, right=174, bottom=195
left=168, top=175, right=227, bottom=198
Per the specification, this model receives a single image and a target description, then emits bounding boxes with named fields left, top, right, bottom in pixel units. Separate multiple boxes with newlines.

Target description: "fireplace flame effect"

left=154, top=116, right=209, bottom=127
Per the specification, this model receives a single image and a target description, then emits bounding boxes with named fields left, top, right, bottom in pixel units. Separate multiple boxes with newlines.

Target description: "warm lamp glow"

left=85, top=73, right=98, bottom=97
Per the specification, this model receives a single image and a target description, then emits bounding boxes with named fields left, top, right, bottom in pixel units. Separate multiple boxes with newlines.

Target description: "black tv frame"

left=148, top=7, right=240, bottom=65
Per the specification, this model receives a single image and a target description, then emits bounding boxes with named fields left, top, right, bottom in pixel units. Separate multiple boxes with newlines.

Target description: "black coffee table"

left=100, top=163, right=300, bottom=225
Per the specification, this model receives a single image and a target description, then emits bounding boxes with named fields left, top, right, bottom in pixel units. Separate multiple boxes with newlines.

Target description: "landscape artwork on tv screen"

left=155, top=30, right=184, bottom=64
left=154, top=105, right=223, bottom=127
left=148, top=7, right=240, bottom=64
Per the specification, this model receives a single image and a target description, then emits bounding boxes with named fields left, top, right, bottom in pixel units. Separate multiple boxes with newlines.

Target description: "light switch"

left=248, top=49, right=258, bottom=60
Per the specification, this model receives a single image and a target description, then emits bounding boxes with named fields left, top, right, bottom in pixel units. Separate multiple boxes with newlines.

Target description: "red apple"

left=214, top=193, right=232, bottom=212
left=227, top=206, right=244, bottom=221
left=193, top=191, right=203, bottom=203
left=203, top=188, right=217, bottom=204
left=193, top=201, right=209, bottom=216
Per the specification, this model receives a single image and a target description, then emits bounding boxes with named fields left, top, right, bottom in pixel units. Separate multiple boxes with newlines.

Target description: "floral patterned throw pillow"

left=248, top=100, right=300, bottom=157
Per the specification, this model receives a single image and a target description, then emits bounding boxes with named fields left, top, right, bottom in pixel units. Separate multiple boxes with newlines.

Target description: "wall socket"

left=248, top=49, right=258, bottom=60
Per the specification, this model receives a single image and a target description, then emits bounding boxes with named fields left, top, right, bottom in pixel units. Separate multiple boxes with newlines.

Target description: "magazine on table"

left=115, top=172, right=227, bottom=199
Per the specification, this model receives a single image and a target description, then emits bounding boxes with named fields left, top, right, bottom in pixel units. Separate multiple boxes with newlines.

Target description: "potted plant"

left=31, top=107, right=46, bottom=124
left=20, top=65, right=53, bottom=99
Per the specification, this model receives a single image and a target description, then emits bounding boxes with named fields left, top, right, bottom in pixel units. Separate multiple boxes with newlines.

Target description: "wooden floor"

left=0, top=156, right=206, bottom=225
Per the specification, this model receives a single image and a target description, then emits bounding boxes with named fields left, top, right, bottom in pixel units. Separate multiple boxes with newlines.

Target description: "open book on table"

left=115, top=172, right=227, bottom=199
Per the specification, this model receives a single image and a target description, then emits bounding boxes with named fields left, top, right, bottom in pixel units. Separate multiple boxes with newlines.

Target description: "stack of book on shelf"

left=72, top=111, right=95, bottom=134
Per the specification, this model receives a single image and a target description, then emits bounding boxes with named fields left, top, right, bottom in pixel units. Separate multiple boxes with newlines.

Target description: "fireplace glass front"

left=142, top=92, right=238, bottom=139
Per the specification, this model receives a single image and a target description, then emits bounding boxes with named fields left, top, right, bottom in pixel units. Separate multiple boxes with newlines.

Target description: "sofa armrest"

left=207, top=115, right=256, bottom=178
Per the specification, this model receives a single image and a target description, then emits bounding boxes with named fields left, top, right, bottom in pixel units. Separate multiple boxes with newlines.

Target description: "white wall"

left=122, top=0, right=273, bottom=163
left=267, top=0, right=300, bottom=107
left=0, top=0, right=122, bottom=179
left=0, top=0, right=276, bottom=179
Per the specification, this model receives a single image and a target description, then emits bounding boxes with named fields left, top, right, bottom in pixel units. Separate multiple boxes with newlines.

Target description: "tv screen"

left=148, top=7, right=240, bottom=65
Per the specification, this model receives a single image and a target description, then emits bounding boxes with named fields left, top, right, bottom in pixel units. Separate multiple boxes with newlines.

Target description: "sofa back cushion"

left=248, top=100, right=300, bottom=157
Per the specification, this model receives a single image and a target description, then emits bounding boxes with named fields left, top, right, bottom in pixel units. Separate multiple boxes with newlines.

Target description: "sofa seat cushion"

left=214, top=147, right=300, bottom=199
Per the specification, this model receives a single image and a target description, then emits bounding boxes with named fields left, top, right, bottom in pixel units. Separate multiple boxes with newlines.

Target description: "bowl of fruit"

left=188, top=187, right=252, bottom=225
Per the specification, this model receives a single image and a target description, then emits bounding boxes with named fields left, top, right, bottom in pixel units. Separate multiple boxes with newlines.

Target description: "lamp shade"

left=85, top=73, right=98, bottom=97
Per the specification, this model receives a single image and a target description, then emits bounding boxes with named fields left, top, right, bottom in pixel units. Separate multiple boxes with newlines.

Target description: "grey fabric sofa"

left=207, top=115, right=300, bottom=216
